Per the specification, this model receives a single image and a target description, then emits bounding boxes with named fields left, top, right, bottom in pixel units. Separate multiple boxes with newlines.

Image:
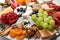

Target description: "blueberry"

left=17, top=8, right=20, bottom=12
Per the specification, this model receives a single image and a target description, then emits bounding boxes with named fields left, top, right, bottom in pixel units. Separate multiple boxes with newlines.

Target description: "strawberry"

left=8, top=12, right=18, bottom=25
left=11, top=0, right=18, bottom=9
left=48, top=10, right=55, bottom=16
left=55, top=12, right=60, bottom=18
left=49, top=4, right=60, bottom=11
left=53, top=14, right=60, bottom=28
left=49, top=4, right=57, bottom=9
left=53, top=17, right=60, bottom=24
left=1, top=13, right=8, bottom=24
left=55, top=24, right=60, bottom=28
left=1, top=12, right=18, bottom=25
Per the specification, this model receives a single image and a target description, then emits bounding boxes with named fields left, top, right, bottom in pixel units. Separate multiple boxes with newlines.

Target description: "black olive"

left=23, top=8, right=26, bottom=13
left=32, top=10, right=38, bottom=14
left=28, top=21, right=30, bottom=23
left=17, top=8, right=20, bottom=12
left=24, top=22, right=28, bottom=25
left=30, top=5, right=33, bottom=7
left=18, top=13, right=22, bottom=17
left=20, top=8, right=23, bottom=12
left=30, top=10, right=38, bottom=16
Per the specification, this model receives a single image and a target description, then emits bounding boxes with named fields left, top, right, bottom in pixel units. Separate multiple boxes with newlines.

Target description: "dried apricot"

left=15, top=28, right=22, bottom=35
left=22, top=30, right=26, bottom=35
left=9, top=29, right=16, bottom=38
left=16, top=35, right=25, bottom=40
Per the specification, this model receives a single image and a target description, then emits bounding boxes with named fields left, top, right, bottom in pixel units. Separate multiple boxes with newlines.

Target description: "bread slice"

left=39, top=29, right=57, bottom=39
left=45, top=29, right=57, bottom=37
left=1, top=26, right=13, bottom=36
left=39, top=29, right=49, bottom=39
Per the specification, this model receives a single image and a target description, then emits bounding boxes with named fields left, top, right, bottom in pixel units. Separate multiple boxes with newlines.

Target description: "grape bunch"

left=31, top=9, right=55, bottom=30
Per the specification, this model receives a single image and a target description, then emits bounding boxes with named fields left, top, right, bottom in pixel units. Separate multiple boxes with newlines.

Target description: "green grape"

left=36, top=21, right=40, bottom=26
left=40, top=22, right=44, bottom=27
left=43, top=23, right=48, bottom=29
left=37, top=17, right=43, bottom=23
left=43, top=16, right=47, bottom=19
left=44, top=18, right=50, bottom=23
left=38, top=9, right=44, bottom=13
left=48, top=16, right=52, bottom=20
left=31, top=14, right=37, bottom=21
left=49, top=20, right=55, bottom=26
left=38, top=13, right=43, bottom=17
left=48, top=25, right=54, bottom=31
left=36, top=17, right=43, bottom=26
left=43, top=11, right=48, bottom=17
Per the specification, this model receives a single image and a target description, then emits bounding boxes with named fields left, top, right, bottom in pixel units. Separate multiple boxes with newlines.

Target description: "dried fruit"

left=15, top=28, right=22, bottom=35
left=22, top=30, right=26, bottom=35
left=9, top=29, right=16, bottom=38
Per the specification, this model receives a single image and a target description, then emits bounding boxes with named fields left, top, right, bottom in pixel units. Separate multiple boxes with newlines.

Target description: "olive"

left=32, top=10, right=38, bottom=14
left=20, top=8, right=23, bottom=12
left=24, top=21, right=30, bottom=25
left=17, top=8, right=20, bottom=12
left=23, top=8, right=26, bottom=13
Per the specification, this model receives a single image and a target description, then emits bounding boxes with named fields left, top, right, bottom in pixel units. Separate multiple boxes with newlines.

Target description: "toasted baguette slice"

left=39, top=29, right=57, bottom=39
left=39, top=29, right=49, bottom=39
left=1, top=26, right=13, bottom=36
left=45, top=29, right=57, bottom=37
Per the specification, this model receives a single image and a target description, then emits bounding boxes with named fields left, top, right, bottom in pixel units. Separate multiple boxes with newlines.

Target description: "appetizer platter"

left=0, top=0, right=60, bottom=40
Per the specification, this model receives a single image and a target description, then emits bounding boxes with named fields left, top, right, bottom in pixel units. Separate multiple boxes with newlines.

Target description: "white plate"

left=5, top=35, right=42, bottom=40
left=0, top=0, right=5, bottom=3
